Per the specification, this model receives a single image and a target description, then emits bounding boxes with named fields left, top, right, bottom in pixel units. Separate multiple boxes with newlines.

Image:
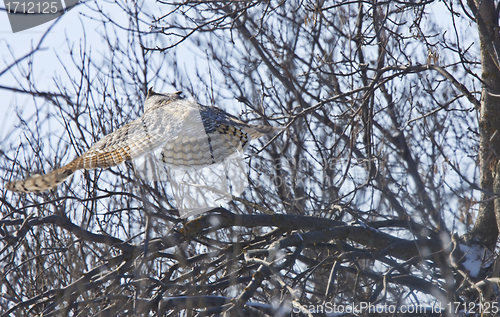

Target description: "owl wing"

left=5, top=100, right=199, bottom=193
left=158, top=124, right=248, bottom=168
left=158, top=103, right=283, bottom=167
left=154, top=102, right=250, bottom=168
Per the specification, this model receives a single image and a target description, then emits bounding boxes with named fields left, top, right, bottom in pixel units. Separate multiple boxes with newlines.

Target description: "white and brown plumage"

left=5, top=88, right=280, bottom=193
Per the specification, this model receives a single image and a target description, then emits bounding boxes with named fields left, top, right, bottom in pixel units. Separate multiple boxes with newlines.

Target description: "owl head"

left=144, top=88, right=183, bottom=112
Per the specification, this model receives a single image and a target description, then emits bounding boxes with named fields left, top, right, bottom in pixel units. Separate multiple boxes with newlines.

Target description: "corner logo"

left=4, top=0, right=79, bottom=33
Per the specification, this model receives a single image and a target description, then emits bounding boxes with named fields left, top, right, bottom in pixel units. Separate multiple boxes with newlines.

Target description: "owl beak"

left=174, top=91, right=182, bottom=95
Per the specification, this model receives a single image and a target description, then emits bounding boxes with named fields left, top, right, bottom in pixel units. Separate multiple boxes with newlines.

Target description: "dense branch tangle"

left=0, top=208, right=449, bottom=315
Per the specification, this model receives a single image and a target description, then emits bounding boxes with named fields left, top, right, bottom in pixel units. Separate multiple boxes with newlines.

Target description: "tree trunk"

left=464, top=0, right=500, bottom=249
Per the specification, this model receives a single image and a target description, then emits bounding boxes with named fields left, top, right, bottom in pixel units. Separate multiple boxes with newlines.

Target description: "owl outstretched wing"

left=6, top=91, right=187, bottom=192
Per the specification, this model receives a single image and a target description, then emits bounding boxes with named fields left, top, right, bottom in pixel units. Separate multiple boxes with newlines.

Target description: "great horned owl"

left=5, top=88, right=280, bottom=193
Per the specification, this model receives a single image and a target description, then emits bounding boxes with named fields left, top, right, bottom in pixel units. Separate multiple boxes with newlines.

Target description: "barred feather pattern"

left=5, top=89, right=281, bottom=193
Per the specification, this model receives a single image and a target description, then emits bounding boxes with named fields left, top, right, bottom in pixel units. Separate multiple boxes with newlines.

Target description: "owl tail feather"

left=6, top=143, right=132, bottom=193
left=5, top=158, right=81, bottom=193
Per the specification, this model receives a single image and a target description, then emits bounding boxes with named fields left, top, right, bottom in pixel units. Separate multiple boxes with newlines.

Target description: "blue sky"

left=0, top=5, right=82, bottom=140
